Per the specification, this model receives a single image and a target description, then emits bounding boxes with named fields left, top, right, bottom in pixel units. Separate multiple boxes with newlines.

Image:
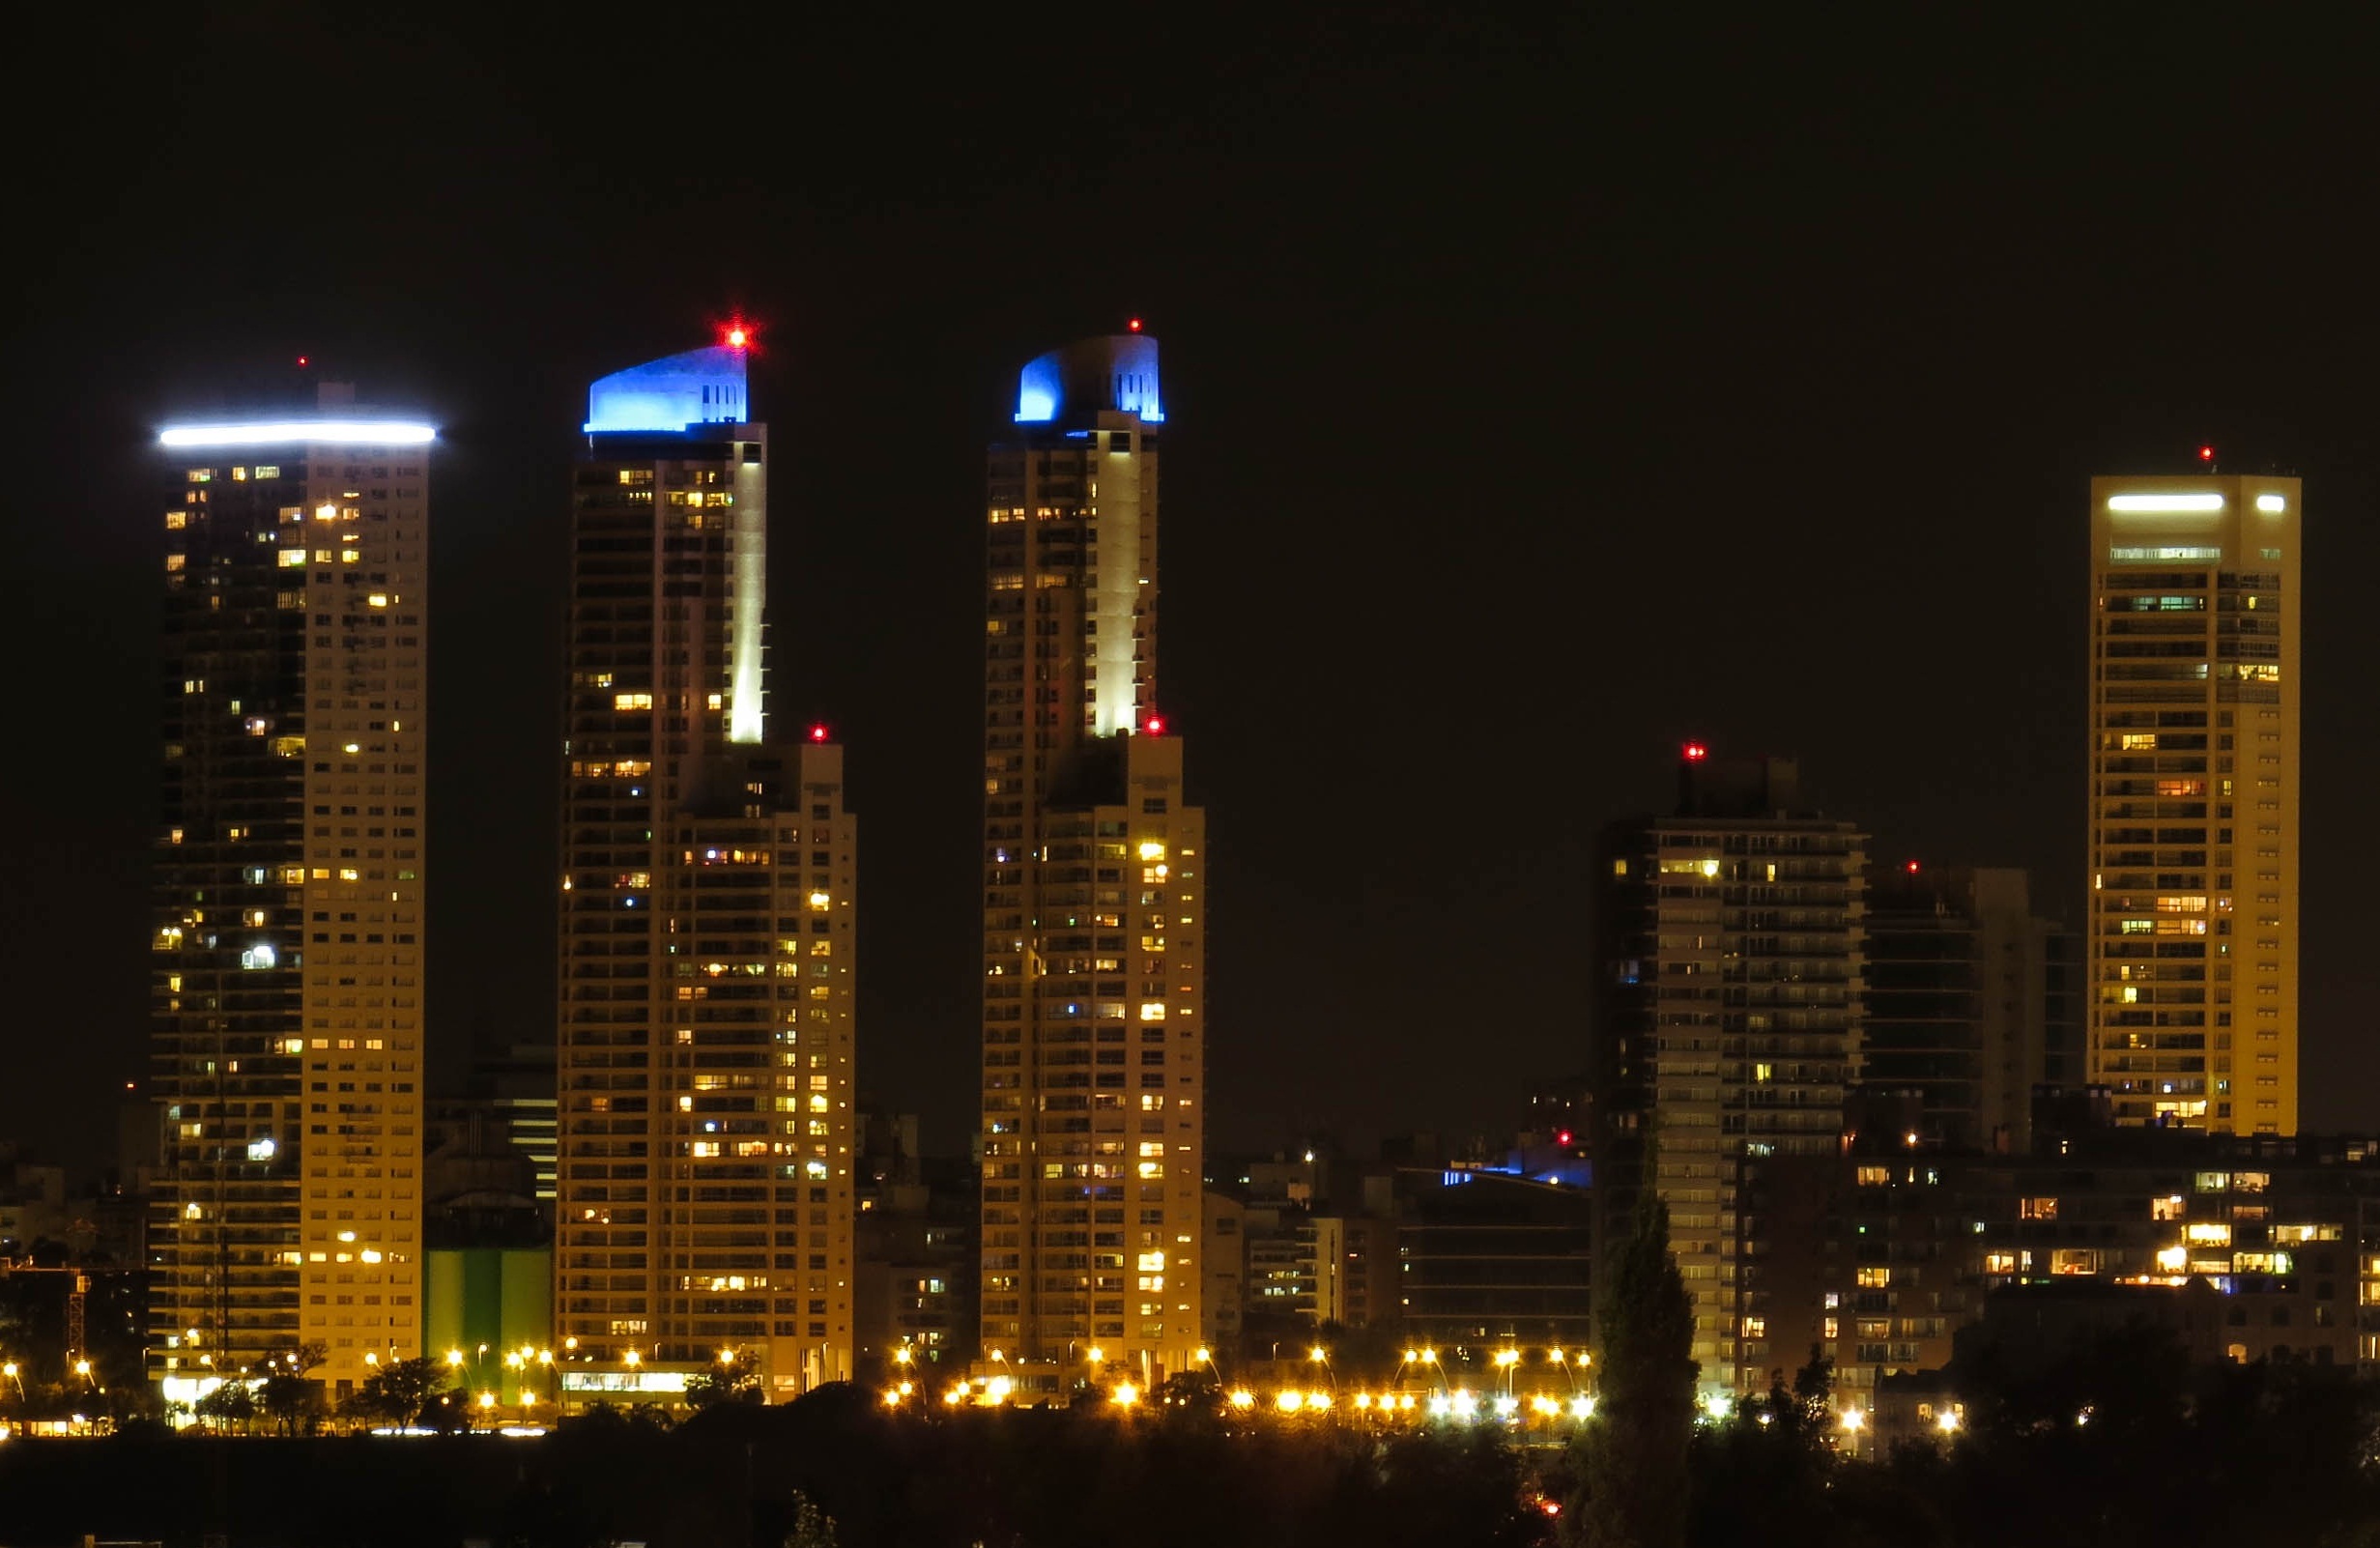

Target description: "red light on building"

left=725, top=324, right=751, bottom=349
left=808, top=723, right=829, bottom=743
left=296, top=355, right=309, bottom=367
left=1556, top=1130, right=1574, bottom=1147
left=1906, top=859, right=1921, bottom=874
left=1128, top=317, right=1143, bottom=332
left=2198, top=444, right=2215, bottom=462
left=1143, top=713, right=1166, bottom=735
left=1682, top=742, right=1708, bottom=761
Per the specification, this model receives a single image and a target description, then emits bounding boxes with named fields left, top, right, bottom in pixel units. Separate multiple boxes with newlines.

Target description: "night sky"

left=7, top=9, right=2378, bottom=1175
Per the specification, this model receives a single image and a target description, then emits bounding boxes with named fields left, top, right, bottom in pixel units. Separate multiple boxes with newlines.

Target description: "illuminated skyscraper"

left=151, top=393, right=434, bottom=1400
left=555, top=342, right=856, bottom=1400
left=1594, top=748, right=1867, bottom=1396
left=979, top=333, right=1205, bottom=1390
left=2087, top=473, right=2300, bottom=1133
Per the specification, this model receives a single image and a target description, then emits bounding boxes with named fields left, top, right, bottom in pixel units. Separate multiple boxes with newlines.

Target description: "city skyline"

left=12, top=12, right=2380, bottom=1177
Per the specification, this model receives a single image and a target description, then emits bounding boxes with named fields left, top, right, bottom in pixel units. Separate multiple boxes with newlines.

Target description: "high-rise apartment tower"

left=979, top=332, right=1206, bottom=1391
left=556, top=343, right=856, bottom=1399
left=2087, top=473, right=2299, bottom=1133
left=151, top=391, right=434, bottom=1400
left=1594, top=748, right=1867, bottom=1395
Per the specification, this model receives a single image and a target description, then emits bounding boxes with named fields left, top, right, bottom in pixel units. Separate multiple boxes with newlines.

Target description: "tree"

left=782, top=1490, right=839, bottom=1548
left=1569, top=1187, right=1695, bottom=1548
left=194, top=1381, right=257, bottom=1432
left=687, top=1351, right=764, bottom=1409
left=258, top=1343, right=326, bottom=1436
left=343, top=1354, right=452, bottom=1427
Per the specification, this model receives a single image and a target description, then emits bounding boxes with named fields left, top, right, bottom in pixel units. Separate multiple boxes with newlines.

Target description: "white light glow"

left=2255, top=493, right=2286, bottom=513
left=160, top=421, right=437, bottom=447
left=2107, top=493, right=2224, bottom=513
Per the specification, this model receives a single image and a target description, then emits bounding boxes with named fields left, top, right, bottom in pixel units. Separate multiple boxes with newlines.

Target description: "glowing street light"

left=1841, top=1407, right=1866, bottom=1434
left=1111, top=1383, right=1139, bottom=1408
left=1936, top=1409, right=1962, bottom=1435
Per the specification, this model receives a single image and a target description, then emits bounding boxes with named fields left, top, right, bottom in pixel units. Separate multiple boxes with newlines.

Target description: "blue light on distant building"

left=1013, top=333, right=1164, bottom=424
left=586, top=345, right=750, bottom=433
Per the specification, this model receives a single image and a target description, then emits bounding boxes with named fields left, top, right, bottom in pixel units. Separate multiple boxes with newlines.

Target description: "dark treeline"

left=2, top=1350, right=2377, bottom=1548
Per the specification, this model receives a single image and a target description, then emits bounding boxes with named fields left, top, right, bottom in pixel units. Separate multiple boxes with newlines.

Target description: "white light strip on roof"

left=159, top=421, right=437, bottom=447
left=2107, top=493, right=2224, bottom=513
left=2255, top=494, right=2286, bottom=513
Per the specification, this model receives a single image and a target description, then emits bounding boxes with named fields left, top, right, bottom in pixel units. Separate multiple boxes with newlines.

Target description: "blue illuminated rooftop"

left=586, top=345, right=750, bottom=434
left=1015, top=333, right=1163, bottom=426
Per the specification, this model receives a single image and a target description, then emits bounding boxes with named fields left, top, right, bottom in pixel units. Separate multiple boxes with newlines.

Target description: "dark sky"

left=6, top=8, right=2378, bottom=1175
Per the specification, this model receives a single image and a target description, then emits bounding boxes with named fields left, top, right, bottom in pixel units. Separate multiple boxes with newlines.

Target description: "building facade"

left=555, top=344, right=856, bottom=1400
left=1865, top=865, right=2072, bottom=1153
left=979, top=333, right=1205, bottom=1390
left=151, top=397, right=434, bottom=1399
left=2087, top=473, right=2300, bottom=1132
left=1595, top=749, right=1867, bottom=1395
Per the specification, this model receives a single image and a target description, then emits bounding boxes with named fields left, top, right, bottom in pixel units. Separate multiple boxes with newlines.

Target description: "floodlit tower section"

left=982, top=333, right=1203, bottom=1391
left=152, top=405, right=435, bottom=1399
left=583, top=345, right=767, bottom=744
left=560, top=341, right=856, bottom=1400
left=2088, top=474, right=2300, bottom=1134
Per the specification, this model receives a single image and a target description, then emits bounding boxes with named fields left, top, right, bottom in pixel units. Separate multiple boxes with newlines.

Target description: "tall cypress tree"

left=1571, top=1186, right=1696, bottom=1548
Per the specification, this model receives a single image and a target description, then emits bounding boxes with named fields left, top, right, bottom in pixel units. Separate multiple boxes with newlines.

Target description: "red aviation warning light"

left=1682, top=741, right=1708, bottom=761
left=724, top=323, right=751, bottom=350
left=1906, top=859, right=1921, bottom=874
left=808, top=723, right=830, bottom=743
left=297, top=355, right=309, bottom=367
left=1127, top=317, right=1143, bottom=332
left=1143, top=713, right=1166, bottom=735
left=2198, top=444, right=2215, bottom=463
